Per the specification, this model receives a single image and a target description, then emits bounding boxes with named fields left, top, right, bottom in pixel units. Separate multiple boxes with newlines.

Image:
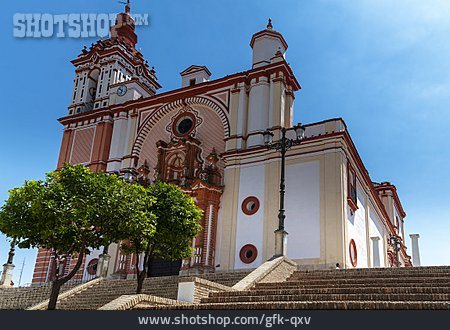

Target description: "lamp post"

left=389, top=235, right=401, bottom=267
left=1, top=238, right=17, bottom=287
left=263, top=124, right=306, bottom=257
left=122, top=168, right=137, bottom=183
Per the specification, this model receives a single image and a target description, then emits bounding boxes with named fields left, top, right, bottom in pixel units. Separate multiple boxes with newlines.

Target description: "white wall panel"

left=83, top=248, right=101, bottom=280
left=285, top=161, right=321, bottom=260
left=347, top=181, right=368, bottom=268
left=369, top=208, right=385, bottom=267
left=234, top=165, right=265, bottom=269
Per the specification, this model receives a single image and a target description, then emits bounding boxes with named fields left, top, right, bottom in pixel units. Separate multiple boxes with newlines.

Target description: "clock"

left=117, top=85, right=127, bottom=97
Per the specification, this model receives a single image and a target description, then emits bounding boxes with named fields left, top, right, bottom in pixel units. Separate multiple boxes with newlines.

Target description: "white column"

left=247, top=77, right=270, bottom=148
left=236, top=84, right=248, bottom=149
left=409, top=234, right=421, bottom=267
left=106, top=112, right=128, bottom=172
left=205, top=204, right=213, bottom=266
left=370, top=236, right=381, bottom=268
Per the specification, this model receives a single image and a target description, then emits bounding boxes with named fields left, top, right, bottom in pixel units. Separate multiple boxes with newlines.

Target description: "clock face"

left=117, top=85, right=127, bottom=97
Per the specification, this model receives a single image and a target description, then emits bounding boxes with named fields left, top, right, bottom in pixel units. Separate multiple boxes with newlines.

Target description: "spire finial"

left=267, top=18, right=273, bottom=30
left=119, top=0, right=131, bottom=14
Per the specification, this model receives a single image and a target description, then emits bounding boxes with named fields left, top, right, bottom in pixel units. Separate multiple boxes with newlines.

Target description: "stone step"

left=290, top=271, right=450, bottom=280
left=257, top=283, right=450, bottom=291
left=145, top=300, right=450, bottom=310
left=209, top=286, right=450, bottom=298
left=55, top=271, right=250, bottom=310
left=255, top=277, right=450, bottom=288
left=253, top=283, right=449, bottom=290
left=295, top=266, right=450, bottom=274
left=201, top=293, right=450, bottom=304
left=0, top=283, right=78, bottom=310
left=57, top=284, right=179, bottom=310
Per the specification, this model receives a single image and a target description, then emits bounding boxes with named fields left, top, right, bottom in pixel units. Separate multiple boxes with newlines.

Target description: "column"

left=120, top=110, right=139, bottom=171
left=409, top=234, right=421, bottom=267
left=247, top=77, right=270, bottom=148
left=236, top=84, right=249, bottom=149
left=370, top=236, right=381, bottom=268
left=106, top=111, right=129, bottom=172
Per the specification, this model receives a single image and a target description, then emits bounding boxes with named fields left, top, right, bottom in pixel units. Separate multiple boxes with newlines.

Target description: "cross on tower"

left=119, top=0, right=131, bottom=13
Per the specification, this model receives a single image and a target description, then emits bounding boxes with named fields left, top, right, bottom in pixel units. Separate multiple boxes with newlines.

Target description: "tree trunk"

left=46, top=246, right=85, bottom=310
left=135, top=251, right=144, bottom=294
left=135, top=250, right=149, bottom=294
left=136, top=246, right=153, bottom=294
left=48, top=280, right=63, bottom=310
left=136, top=270, right=146, bottom=294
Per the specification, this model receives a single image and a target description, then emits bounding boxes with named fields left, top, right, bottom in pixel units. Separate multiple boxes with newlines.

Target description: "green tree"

left=119, top=181, right=202, bottom=294
left=0, top=164, right=151, bottom=310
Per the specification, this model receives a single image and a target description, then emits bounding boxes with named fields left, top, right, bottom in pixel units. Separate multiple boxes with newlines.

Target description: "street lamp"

left=263, top=123, right=306, bottom=257
left=122, top=168, right=137, bottom=183
left=389, top=235, right=401, bottom=267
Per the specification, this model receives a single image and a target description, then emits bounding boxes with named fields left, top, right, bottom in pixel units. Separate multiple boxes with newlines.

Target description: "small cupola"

left=180, top=65, right=211, bottom=88
left=250, top=19, right=288, bottom=68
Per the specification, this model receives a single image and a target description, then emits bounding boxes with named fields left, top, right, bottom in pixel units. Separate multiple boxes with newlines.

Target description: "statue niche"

left=153, top=136, right=222, bottom=188
left=153, top=136, right=199, bottom=186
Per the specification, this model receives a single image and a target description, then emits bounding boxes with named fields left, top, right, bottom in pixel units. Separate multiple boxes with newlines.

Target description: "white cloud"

left=330, top=0, right=450, bottom=53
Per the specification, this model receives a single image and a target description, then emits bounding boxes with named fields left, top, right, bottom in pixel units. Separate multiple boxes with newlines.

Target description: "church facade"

left=32, top=4, right=411, bottom=284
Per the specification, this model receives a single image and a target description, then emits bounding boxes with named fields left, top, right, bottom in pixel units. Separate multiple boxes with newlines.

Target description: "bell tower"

left=67, top=1, right=161, bottom=116
left=244, top=20, right=298, bottom=147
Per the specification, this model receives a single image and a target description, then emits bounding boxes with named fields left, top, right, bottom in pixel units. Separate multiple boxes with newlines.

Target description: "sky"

left=0, top=0, right=449, bottom=286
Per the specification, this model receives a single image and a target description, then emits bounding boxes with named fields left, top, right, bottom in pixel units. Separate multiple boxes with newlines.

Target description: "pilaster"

left=409, top=234, right=421, bottom=267
left=120, top=110, right=139, bottom=170
left=247, top=77, right=270, bottom=147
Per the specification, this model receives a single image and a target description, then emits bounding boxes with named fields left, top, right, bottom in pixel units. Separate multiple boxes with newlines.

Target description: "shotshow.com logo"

left=13, top=13, right=149, bottom=38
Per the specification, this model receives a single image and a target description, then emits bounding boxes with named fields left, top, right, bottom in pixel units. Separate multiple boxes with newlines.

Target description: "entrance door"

left=147, top=259, right=182, bottom=277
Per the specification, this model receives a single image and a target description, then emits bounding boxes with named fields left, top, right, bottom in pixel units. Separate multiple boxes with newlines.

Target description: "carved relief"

left=153, top=136, right=204, bottom=186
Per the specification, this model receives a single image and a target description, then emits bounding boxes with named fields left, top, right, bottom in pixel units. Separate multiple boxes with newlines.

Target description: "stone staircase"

left=56, top=270, right=252, bottom=310
left=0, top=283, right=78, bottom=310
left=149, top=266, right=450, bottom=310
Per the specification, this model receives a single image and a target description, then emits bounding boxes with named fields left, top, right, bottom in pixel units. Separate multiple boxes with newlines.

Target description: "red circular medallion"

left=241, top=196, right=260, bottom=215
left=239, top=244, right=258, bottom=264
left=86, top=258, right=99, bottom=275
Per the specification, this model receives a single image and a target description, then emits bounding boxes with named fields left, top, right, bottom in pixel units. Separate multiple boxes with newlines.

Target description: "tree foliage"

left=0, top=164, right=203, bottom=305
left=0, top=164, right=150, bottom=309
left=117, top=181, right=202, bottom=294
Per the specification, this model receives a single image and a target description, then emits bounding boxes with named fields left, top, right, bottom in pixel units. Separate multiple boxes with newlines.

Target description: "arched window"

left=87, top=68, right=100, bottom=102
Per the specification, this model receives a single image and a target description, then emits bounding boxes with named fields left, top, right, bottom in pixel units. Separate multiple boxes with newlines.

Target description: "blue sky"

left=1, top=0, right=449, bottom=285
